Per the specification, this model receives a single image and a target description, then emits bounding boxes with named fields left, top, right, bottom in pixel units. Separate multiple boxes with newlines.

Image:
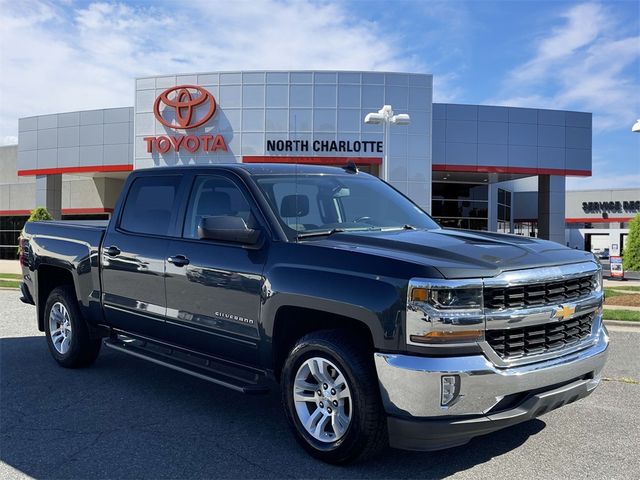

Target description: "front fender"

left=260, top=263, right=406, bottom=352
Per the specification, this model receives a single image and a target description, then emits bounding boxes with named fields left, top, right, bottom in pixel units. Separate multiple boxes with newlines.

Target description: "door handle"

left=167, top=255, right=190, bottom=267
left=104, top=246, right=121, bottom=257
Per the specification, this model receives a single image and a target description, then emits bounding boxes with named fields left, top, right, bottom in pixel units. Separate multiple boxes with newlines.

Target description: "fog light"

left=441, top=375, right=460, bottom=406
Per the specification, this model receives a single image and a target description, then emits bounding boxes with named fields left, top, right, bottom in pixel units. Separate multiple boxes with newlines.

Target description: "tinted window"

left=432, top=183, right=488, bottom=201
left=120, top=176, right=181, bottom=236
left=183, top=176, right=254, bottom=239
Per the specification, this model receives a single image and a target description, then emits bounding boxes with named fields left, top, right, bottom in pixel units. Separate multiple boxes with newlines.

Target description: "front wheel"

left=281, top=330, right=387, bottom=464
left=44, top=286, right=101, bottom=368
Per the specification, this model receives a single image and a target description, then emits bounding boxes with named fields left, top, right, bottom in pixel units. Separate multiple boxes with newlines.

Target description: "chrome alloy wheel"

left=49, top=301, right=72, bottom=355
left=293, top=357, right=352, bottom=443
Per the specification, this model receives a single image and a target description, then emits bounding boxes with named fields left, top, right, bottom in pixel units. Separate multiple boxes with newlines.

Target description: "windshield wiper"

left=379, top=224, right=417, bottom=232
left=296, top=228, right=346, bottom=239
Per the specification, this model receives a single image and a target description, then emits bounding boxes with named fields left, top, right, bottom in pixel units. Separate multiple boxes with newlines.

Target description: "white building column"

left=538, top=175, right=566, bottom=244
left=35, top=174, right=62, bottom=219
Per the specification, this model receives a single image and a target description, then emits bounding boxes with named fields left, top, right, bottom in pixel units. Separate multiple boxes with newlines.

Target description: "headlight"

left=592, top=267, right=603, bottom=292
left=407, top=279, right=484, bottom=346
left=411, top=287, right=483, bottom=309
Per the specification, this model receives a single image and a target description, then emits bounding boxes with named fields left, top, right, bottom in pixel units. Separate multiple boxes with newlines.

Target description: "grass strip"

left=0, top=273, right=21, bottom=280
left=0, top=279, right=20, bottom=289
left=602, top=309, right=640, bottom=322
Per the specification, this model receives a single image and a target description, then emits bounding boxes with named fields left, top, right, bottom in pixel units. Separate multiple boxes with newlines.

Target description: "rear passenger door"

left=163, top=173, right=267, bottom=365
left=101, top=173, right=187, bottom=338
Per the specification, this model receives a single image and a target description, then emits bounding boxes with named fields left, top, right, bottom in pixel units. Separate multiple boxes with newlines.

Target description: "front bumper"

left=374, top=321, right=609, bottom=451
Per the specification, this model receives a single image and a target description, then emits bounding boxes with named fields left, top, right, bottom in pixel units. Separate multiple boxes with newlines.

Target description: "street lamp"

left=632, top=119, right=640, bottom=132
left=364, top=105, right=411, bottom=181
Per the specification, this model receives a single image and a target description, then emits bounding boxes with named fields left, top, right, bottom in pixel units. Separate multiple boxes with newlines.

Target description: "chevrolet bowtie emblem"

left=553, top=304, right=576, bottom=320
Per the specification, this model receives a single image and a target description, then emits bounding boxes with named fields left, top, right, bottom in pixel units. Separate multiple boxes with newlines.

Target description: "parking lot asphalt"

left=1, top=289, right=639, bottom=479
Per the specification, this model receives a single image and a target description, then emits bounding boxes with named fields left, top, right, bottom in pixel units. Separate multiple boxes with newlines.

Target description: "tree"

left=27, top=207, right=54, bottom=222
left=623, top=213, right=640, bottom=271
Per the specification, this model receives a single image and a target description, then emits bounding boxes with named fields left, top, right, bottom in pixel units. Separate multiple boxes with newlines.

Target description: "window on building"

left=497, top=188, right=512, bottom=233
left=432, top=182, right=488, bottom=230
left=514, top=220, right=537, bottom=237
left=0, top=216, right=29, bottom=260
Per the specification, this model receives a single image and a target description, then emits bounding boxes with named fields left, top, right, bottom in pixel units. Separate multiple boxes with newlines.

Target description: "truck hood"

left=309, top=228, right=596, bottom=279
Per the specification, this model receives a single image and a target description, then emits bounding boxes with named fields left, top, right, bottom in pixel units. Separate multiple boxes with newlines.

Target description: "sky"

left=0, top=0, right=638, bottom=190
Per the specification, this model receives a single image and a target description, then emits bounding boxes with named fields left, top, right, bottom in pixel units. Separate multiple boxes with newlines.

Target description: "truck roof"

left=134, top=163, right=363, bottom=176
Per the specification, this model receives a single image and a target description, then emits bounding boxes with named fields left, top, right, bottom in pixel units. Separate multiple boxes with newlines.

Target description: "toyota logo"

left=153, top=85, right=216, bottom=129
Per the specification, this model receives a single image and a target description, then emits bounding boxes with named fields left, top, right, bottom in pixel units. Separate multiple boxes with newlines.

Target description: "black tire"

left=281, top=329, right=387, bottom=464
left=44, top=286, right=101, bottom=368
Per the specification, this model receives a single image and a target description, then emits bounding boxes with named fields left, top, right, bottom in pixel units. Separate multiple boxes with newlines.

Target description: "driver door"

left=163, top=173, right=267, bottom=365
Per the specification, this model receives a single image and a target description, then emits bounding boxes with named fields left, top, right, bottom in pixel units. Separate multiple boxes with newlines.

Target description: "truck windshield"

left=254, top=173, right=440, bottom=239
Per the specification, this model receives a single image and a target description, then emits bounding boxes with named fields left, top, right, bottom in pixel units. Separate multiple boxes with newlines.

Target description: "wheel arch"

left=270, top=305, right=376, bottom=382
left=35, top=265, right=75, bottom=332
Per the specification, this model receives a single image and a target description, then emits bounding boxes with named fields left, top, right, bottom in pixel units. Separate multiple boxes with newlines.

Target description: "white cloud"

left=566, top=153, right=640, bottom=190
left=1, top=136, right=18, bottom=145
left=567, top=174, right=640, bottom=190
left=0, top=0, right=421, bottom=145
left=489, top=2, right=640, bottom=132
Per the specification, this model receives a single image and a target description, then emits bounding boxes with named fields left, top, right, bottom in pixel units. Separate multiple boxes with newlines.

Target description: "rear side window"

left=120, top=175, right=181, bottom=236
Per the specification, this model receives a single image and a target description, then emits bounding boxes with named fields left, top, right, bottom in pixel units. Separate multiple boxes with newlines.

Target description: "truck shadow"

left=1, top=336, right=545, bottom=479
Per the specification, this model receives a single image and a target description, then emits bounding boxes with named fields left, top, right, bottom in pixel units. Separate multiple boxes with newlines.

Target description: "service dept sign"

left=143, top=85, right=227, bottom=154
left=582, top=200, right=640, bottom=214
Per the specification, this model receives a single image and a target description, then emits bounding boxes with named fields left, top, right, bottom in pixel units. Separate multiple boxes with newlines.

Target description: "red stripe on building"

left=17, top=164, right=133, bottom=176
left=0, top=208, right=113, bottom=216
left=242, top=156, right=382, bottom=165
left=565, top=217, right=633, bottom=223
left=0, top=210, right=32, bottom=216
left=431, top=164, right=591, bottom=177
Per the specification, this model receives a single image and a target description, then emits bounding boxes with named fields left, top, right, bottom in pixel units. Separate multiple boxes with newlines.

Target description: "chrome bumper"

left=374, top=319, right=609, bottom=418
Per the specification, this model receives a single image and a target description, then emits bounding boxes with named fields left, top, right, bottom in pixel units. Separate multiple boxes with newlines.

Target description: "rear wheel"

left=281, top=330, right=387, bottom=464
left=44, top=286, right=101, bottom=368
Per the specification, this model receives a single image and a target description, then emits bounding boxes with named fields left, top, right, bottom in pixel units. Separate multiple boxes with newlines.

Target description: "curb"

left=604, top=320, right=640, bottom=328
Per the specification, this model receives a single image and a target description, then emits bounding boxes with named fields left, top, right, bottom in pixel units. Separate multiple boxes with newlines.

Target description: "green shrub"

left=27, top=207, right=54, bottom=222
left=623, top=213, right=640, bottom=271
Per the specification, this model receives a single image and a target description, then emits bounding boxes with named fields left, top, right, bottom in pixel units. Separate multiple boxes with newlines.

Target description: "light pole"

left=632, top=119, right=640, bottom=132
left=364, top=105, right=410, bottom=181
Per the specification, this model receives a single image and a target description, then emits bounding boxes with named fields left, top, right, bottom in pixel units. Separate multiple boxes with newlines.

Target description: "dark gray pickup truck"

left=19, top=163, right=608, bottom=464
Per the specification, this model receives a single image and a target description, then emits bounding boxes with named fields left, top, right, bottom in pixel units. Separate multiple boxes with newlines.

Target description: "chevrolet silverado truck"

left=19, top=164, right=608, bottom=464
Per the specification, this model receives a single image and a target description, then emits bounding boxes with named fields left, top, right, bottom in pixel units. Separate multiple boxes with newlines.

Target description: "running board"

left=103, top=335, right=270, bottom=394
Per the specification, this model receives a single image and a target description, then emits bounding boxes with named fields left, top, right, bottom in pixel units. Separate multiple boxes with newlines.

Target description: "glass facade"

left=134, top=71, right=433, bottom=211
left=0, top=216, right=28, bottom=260
left=514, top=220, right=537, bottom=237
left=497, top=188, right=512, bottom=233
left=431, top=182, right=488, bottom=230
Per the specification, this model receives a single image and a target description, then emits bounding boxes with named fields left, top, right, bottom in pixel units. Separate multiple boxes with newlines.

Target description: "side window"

left=183, top=176, right=254, bottom=239
left=120, top=175, right=181, bottom=236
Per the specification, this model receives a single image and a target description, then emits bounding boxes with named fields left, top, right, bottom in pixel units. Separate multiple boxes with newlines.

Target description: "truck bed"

left=21, top=220, right=108, bottom=327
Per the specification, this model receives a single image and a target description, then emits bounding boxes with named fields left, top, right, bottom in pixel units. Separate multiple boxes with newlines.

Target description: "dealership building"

left=1, top=70, right=638, bottom=259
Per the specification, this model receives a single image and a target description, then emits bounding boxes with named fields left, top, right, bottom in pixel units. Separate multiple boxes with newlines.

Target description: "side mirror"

left=197, top=216, right=261, bottom=246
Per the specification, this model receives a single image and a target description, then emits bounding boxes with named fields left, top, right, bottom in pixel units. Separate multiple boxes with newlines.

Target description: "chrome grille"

left=483, top=274, right=596, bottom=310
left=485, top=313, right=594, bottom=360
